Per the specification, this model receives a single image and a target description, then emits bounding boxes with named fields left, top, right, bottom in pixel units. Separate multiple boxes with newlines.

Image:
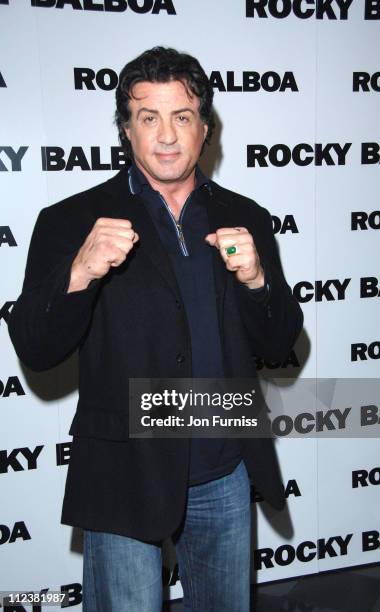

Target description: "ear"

left=124, top=125, right=131, bottom=141
left=203, top=123, right=209, bottom=141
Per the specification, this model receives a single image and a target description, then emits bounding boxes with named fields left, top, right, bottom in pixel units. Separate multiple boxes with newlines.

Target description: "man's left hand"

left=205, top=227, right=265, bottom=290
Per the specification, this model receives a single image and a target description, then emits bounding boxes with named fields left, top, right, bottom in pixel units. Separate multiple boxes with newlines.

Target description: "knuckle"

left=112, top=247, right=122, bottom=260
left=99, top=239, right=113, bottom=253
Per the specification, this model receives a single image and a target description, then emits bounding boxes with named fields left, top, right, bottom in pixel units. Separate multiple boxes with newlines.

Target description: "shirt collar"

left=127, top=159, right=211, bottom=196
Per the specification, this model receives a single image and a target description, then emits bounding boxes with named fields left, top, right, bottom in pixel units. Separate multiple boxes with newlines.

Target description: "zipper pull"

left=177, top=223, right=184, bottom=240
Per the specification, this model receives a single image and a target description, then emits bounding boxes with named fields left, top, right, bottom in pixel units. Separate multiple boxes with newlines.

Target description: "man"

left=9, top=47, right=303, bottom=611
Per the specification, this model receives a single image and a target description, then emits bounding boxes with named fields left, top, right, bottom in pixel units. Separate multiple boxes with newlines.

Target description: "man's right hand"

left=67, top=218, right=139, bottom=293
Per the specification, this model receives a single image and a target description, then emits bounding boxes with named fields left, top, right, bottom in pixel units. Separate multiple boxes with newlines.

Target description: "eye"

left=177, top=115, right=190, bottom=124
left=143, top=115, right=156, bottom=124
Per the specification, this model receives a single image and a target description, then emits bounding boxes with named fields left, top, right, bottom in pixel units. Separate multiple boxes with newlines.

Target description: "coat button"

left=176, top=353, right=185, bottom=364
left=175, top=299, right=181, bottom=309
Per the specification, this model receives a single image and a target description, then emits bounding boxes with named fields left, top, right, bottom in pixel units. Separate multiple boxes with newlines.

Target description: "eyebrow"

left=136, top=107, right=196, bottom=118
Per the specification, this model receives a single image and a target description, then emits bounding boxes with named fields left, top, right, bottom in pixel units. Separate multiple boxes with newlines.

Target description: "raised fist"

left=68, top=217, right=139, bottom=293
left=205, top=227, right=265, bottom=289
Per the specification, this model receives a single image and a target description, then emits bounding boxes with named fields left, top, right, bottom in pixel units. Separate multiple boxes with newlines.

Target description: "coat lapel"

left=204, top=184, right=239, bottom=318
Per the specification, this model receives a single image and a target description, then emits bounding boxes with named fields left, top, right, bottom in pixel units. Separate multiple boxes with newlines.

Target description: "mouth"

left=155, top=152, right=181, bottom=162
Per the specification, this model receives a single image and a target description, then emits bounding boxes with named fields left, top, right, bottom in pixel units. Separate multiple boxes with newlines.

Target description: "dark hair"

left=115, top=46, right=214, bottom=158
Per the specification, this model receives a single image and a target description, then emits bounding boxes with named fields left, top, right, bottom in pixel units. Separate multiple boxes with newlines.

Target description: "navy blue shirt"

left=128, top=162, right=242, bottom=485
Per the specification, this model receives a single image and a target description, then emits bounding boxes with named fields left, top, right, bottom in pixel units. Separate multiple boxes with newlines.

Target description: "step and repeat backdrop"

left=1, top=0, right=379, bottom=608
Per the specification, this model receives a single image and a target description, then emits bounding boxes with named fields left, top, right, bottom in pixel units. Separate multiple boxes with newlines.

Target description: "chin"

left=153, top=166, right=188, bottom=182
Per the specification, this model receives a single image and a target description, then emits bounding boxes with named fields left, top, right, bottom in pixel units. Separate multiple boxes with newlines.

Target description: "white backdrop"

left=1, top=0, right=379, bottom=607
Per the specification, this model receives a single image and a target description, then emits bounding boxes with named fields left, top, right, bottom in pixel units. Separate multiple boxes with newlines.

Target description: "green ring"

left=226, top=245, right=237, bottom=256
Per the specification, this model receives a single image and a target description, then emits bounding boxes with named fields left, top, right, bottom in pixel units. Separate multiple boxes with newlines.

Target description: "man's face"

left=124, top=80, right=208, bottom=186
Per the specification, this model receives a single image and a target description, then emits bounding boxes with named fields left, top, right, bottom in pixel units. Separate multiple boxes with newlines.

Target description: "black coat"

left=9, top=168, right=303, bottom=541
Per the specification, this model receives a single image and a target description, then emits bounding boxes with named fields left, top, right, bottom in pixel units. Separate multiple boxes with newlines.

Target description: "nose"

left=157, top=118, right=177, bottom=145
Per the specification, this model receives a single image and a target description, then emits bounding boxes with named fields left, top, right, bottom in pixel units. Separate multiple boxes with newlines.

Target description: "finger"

left=95, top=217, right=133, bottom=230
left=204, top=233, right=218, bottom=246
left=94, top=236, right=136, bottom=256
left=110, top=228, right=137, bottom=242
left=108, top=247, right=128, bottom=267
left=214, top=231, right=253, bottom=252
left=215, top=227, right=249, bottom=237
left=217, top=234, right=254, bottom=250
left=224, top=253, right=253, bottom=271
left=216, top=240, right=255, bottom=262
left=94, top=228, right=137, bottom=244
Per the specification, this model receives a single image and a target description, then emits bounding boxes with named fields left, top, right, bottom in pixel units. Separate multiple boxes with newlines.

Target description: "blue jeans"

left=82, top=460, right=251, bottom=611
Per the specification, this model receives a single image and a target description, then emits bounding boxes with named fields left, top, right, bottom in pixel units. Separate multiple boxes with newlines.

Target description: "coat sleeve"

left=234, top=206, right=303, bottom=362
left=8, top=206, right=101, bottom=371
